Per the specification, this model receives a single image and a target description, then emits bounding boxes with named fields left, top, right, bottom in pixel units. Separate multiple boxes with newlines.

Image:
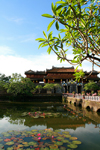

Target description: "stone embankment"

left=62, top=94, right=100, bottom=112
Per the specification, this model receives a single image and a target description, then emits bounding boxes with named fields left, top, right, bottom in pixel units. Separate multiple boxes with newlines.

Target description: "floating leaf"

left=0, top=138, right=3, bottom=142
left=49, top=144, right=58, bottom=149
left=57, top=136, right=64, bottom=140
left=56, top=141, right=63, bottom=146
left=21, top=112, right=28, bottom=116
left=4, top=138, right=11, bottom=142
left=62, top=131, right=69, bottom=134
left=40, top=147, right=49, bottom=150
left=7, top=147, right=13, bottom=150
left=72, top=140, right=82, bottom=144
left=22, top=142, right=28, bottom=145
left=59, top=147, right=66, bottom=150
left=69, top=137, right=78, bottom=140
left=28, top=141, right=37, bottom=146
left=6, top=141, right=14, bottom=145
left=0, top=144, right=4, bottom=148
left=61, top=139, right=70, bottom=143
left=67, top=143, right=78, bottom=149
left=64, top=134, right=71, bottom=138
left=55, top=129, right=61, bottom=132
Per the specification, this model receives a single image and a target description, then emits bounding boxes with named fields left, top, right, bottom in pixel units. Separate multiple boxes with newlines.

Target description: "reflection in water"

left=0, top=102, right=100, bottom=150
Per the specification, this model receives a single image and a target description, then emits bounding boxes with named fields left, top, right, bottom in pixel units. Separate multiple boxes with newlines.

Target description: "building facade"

left=25, top=66, right=100, bottom=93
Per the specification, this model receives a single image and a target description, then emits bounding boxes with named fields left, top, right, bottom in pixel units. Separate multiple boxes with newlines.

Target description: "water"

left=0, top=102, right=100, bottom=150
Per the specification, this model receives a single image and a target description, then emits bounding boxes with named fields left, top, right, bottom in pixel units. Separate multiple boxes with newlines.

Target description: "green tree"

left=43, top=83, right=54, bottom=91
left=36, top=0, right=100, bottom=80
left=35, top=85, right=43, bottom=93
left=54, top=83, right=61, bottom=89
left=0, top=81, right=7, bottom=94
left=21, top=78, right=35, bottom=96
left=0, top=73, right=11, bottom=82
left=10, top=73, right=23, bottom=83
left=0, top=73, right=11, bottom=94
left=84, top=80, right=99, bottom=92
left=4, top=77, right=35, bottom=96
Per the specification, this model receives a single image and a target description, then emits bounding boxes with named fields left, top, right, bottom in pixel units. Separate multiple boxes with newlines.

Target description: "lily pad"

left=49, top=144, right=58, bottom=149
left=72, top=140, right=82, bottom=144
left=51, top=149, right=59, bottom=150
left=28, top=141, right=37, bottom=145
left=61, top=139, right=70, bottom=143
left=7, top=147, right=13, bottom=150
left=40, top=147, right=49, bottom=150
left=62, top=131, right=69, bottom=134
left=34, top=115, right=40, bottom=118
left=2, top=133, right=11, bottom=137
left=33, top=144, right=38, bottom=147
left=69, top=137, right=78, bottom=140
left=59, top=147, right=66, bottom=150
left=0, top=144, right=4, bottom=148
left=67, top=143, right=78, bottom=149
left=63, top=134, right=71, bottom=138
left=0, top=139, right=3, bottom=142
left=32, top=129, right=38, bottom=132
left=6, top=141, right=14, bottom=145
left=57, top=136, right=64, bottom=140
left=55, top=130, right=61, bottom=132
left=56, top=141, right=63, bottom=146
left=4, top=138, right=11, bottom=142
left=21, top=112, right=28, bottom=116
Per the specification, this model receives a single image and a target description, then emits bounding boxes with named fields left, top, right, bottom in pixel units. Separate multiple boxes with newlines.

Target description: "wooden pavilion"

left=25, top=66, right=99, bottom=93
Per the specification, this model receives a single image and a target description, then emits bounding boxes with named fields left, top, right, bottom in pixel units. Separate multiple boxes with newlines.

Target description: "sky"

left=0, top=0, right=99, bottom=77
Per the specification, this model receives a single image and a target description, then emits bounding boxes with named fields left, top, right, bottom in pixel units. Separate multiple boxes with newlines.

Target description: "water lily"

left=38, top=137, right=41, bottom=141
left=37, top=133, right=41, bottom=136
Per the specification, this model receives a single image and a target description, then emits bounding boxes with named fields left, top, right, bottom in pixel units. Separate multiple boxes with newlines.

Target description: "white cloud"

left=0, top=53, right=71, bottom=77
left=0, top=52, right=99, bottom=77
left=0, top=46, right=14, bottom=55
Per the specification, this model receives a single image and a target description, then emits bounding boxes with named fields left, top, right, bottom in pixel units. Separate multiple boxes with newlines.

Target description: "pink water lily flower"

left=37, top=133, right=41, bottom=136
left=52, top=136, right=54, bottom=138
left=38, top=137, right=41, bottom=140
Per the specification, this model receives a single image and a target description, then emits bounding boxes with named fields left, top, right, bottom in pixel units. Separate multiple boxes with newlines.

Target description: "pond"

left=0, top=102, right=100, bottom=150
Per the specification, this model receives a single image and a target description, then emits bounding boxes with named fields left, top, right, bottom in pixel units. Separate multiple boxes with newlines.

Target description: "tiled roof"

left=46, top=66, right=81, bottom=73
left=46, top=66, right=76, bottom=73
left=25, top=70, right=46, bottom=75
left=44, top=74, right=74, bottom=79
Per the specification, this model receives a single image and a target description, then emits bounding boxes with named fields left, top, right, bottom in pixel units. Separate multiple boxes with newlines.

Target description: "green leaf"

left=43, top=31, right=47, bottom=39
left=42, top=14, right=54, bottom=18
left=56, top=1, right=66, bottom=4
left=54, top=45, right=58, bottom=51
left=56, top=5, right=63, bottom=11
left=47, top=19, right=55, bottom=31
left=35, top=38, right=45, bottom=41
left=51, top=2, right=56, bottom=15
left=58, top=33, right=61, bottom=40
left=41, top=43, right=48, bottom=47
left=48, top=31, right=53, bottom=40
left=55, top=21, right=59, bottom=30
left=47, top=47, right=51, bottom=54
left=75, top=66, right=79, bottom=72
left=60, top=59, right=62, bottom=63
left=38, top=43, right=44, bottom=49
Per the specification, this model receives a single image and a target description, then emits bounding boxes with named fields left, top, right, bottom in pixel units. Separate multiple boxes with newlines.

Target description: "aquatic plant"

left=0, top=129, right=82, bottom=149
